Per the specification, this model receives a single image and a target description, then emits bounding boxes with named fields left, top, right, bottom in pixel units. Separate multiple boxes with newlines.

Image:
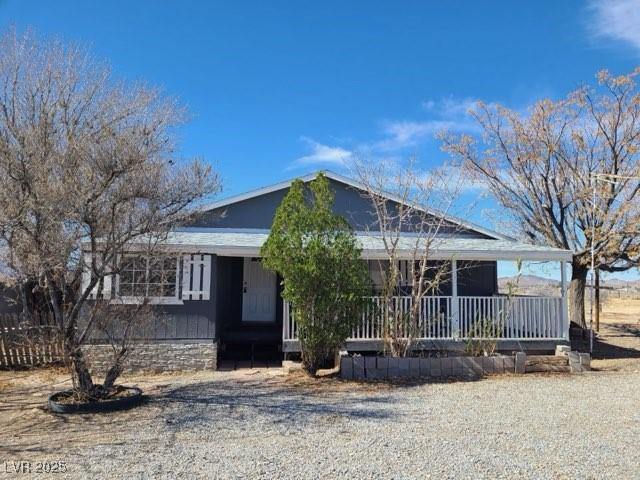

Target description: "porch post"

left=560, top=260, right=568, bottom=339
left=451, top=259, right=460, bottom=338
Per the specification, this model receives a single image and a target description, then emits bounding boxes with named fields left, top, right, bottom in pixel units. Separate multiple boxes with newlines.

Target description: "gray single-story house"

left=82, top=171, right=573, bottom=370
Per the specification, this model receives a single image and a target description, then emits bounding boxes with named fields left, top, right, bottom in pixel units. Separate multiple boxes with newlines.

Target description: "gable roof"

left=201, top=170, right=512, bottom=241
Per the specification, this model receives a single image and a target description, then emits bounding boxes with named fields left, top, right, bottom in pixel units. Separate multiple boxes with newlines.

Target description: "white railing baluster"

left=281, top=295, right=564, bottom=343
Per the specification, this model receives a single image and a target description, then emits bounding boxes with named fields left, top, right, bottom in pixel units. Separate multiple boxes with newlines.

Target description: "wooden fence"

left=0, top=314, right=65, bottom=368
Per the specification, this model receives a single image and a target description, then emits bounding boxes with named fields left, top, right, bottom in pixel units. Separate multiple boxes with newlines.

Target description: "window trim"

left=115, top=254, right=182, bottom=304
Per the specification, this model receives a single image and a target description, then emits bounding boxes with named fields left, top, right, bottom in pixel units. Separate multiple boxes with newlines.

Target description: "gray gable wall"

left=190, top=178, right=492, bottom=239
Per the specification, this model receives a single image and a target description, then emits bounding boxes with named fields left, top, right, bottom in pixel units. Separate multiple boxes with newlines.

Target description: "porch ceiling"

left=146, top=229, right=573, bottom=262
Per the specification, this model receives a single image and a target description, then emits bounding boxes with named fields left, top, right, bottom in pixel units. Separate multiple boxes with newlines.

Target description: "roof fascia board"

left=124, top=243, right=571, bottom=262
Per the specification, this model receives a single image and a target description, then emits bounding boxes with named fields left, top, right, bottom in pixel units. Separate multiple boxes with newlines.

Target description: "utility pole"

left=594, top=269, right=600, bottom=332
left=590, top=175, right=596, bottom=353
left=589, top=172, right=640, bottom=351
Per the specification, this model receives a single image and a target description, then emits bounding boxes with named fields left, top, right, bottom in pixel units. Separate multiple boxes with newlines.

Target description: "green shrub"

left=261, top=174, right=369, bottom=374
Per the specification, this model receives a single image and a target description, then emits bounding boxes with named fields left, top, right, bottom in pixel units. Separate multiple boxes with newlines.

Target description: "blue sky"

left=1, top=0, right=639, bottom=280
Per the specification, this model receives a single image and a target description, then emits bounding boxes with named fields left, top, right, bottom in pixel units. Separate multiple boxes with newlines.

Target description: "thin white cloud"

left=294, top=97, right=482, bottom=170
left=421, top=100, right=436, bottom=110
left=438, top=97, right=478, bottom=118
left=293, top=136, right=353, bottom=167
left=375, top=120, right=457, bottom=151
left=375, top=97, right=480, bottom=151
left=588, top=0, right=640, bottom=51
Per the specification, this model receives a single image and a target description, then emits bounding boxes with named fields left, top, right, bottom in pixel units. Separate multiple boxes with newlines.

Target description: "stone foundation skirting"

left=83, top=341, right=217, bottom=373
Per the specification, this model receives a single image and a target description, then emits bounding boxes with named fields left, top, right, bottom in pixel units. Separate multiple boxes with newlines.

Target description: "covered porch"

left=282, top=238, right=573, bottom=354
left=158, top=230, right=573, bottom=354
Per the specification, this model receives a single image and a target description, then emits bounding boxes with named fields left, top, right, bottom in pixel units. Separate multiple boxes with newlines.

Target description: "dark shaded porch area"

left=216, top=256, right=283, bottom=367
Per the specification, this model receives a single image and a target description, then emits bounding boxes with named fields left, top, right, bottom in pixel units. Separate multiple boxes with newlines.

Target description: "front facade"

left=83, top=171, right=573, bottom=368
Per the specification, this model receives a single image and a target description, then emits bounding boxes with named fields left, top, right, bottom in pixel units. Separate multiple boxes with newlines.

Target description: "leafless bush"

left=352, top=157, right=469, bottom=356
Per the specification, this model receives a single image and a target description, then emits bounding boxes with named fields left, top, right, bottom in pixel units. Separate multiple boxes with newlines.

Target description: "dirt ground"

left=0, top=367, right=386, bottom=461
left=577, top=297, right=640, bottom=371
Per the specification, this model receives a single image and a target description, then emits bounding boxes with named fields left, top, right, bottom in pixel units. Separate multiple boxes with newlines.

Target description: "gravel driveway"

left=2, top=368, right=639, bottom=479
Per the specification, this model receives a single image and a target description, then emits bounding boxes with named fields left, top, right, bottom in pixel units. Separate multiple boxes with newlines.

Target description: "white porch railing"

left=283, top=295, right=566, bottom=342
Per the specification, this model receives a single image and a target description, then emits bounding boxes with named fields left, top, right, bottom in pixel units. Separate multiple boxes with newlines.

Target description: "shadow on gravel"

left=572, top=327, right=640, bottom=360
left=152, top=378, right=397, bottom=429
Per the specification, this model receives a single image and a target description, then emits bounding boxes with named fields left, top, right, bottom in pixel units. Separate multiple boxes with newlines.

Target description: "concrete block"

left=514, top=352, right=526, bottom=374
left=579, top=353, right=591, bottom=370
left=388, top=357, right=400, bottom=378
left=460, top=358, right=474, bottom=376
left=429, top=357, right=441, bottom=371
left=376, top=356, right=389, bottom=372
left=451, top=357, right=464, bottom=375
left=493, top=356, right=505, bottom=374
left=503, top=355, right=515, bottom=372
left=339, top=357, right=353, bottom=380
left=441, top=357, right=453, bottom=374
left=570, top=363, right=584, bottom=373
left=568, top=351, right=581, bottom=373
left=409, top=357, right=421, bottom=378
left=352, top=356, right=366, bottom=380
left=367, top=368, right=387, bottom=380
left=468, top=357, right=483, bottom=375
left=419, top=357, right=431, bottom=376
left=555, top=345, right=571, bottom=356
left=365, top=356, right=377, bottom=373
left=482, top=356, right=495, bottom=374
left=398, top=358, right=411, bottom=372
left=569, top=351, right=589, bottom=373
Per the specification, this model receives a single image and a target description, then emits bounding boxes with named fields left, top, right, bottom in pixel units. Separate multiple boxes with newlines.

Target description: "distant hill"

left=498, top=274, right=640, bottom=295
left=499, top=275, right=559, bottom=288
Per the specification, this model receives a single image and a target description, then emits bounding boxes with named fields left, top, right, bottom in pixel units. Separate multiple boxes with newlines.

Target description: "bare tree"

left=0, top=30, right=221, bottom=398
left=441, top=69, right=640, bottom=329
left=352, top=158, right=466, bottom=356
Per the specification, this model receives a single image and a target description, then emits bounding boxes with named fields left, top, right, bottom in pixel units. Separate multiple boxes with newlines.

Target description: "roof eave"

left=120, top=242, right=572, bottom=262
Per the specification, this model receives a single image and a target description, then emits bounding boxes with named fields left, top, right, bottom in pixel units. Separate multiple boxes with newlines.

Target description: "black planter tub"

left=48, top=386, right=144, bottom=414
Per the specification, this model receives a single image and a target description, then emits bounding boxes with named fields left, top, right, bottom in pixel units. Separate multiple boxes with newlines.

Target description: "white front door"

left=242, top=257, right=277, bottom=322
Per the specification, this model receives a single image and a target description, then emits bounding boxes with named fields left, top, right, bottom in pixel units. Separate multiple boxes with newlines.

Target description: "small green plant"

left=464, top=315, right=503, bottom=356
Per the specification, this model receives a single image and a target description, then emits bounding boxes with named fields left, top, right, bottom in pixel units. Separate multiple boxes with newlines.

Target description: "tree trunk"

left=71, top=354, right=95, bottom=397
left=569, top=260, right=588, bottom=329
left=103, top=348, right=127, bottom=390
left=65, top=337, right=95, bottom=398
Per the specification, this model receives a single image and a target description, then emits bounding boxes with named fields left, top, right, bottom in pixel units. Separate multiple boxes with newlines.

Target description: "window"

left=118, top=254, right=178, bottom=299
